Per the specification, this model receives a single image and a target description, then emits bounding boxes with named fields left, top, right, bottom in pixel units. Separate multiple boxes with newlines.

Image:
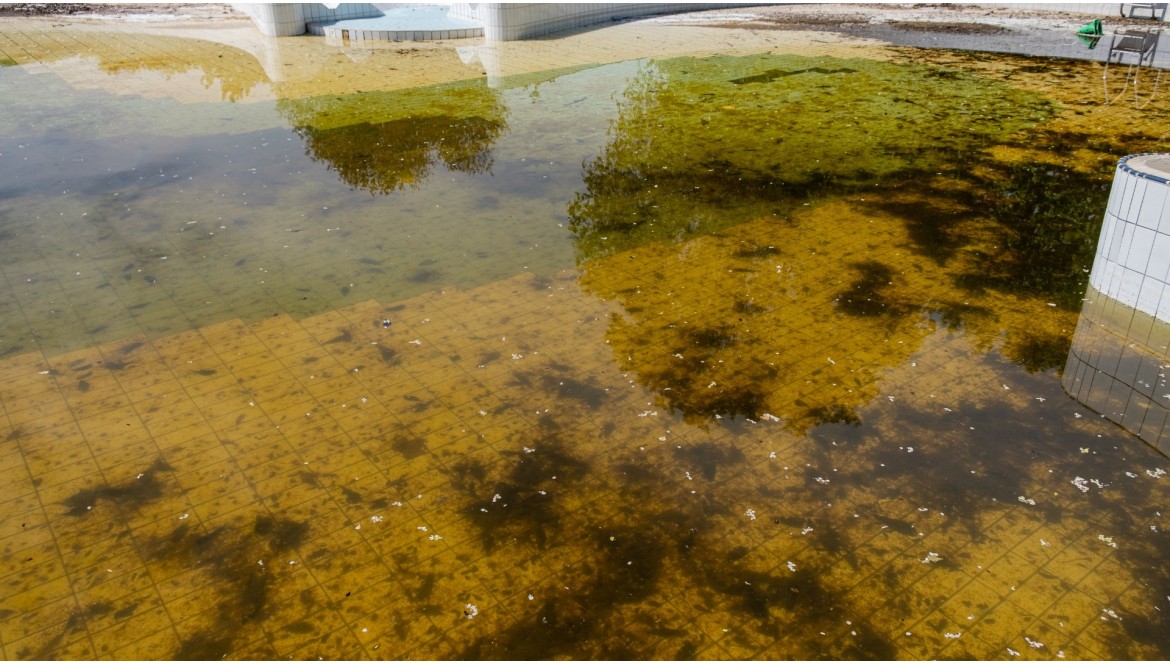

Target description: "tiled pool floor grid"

left=2, top=10, right=1170, bottom=661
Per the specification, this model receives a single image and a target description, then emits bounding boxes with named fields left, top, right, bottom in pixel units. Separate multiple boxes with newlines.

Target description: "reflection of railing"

left=1103, top=28, right=1162, bottom=105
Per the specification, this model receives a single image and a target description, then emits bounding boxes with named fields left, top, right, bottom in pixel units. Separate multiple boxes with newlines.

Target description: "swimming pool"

left=1, top=11, right=1169, bottom=660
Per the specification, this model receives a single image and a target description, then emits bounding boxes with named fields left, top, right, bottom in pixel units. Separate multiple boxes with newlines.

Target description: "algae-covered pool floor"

left=2, top=10, right=1170, bottom=661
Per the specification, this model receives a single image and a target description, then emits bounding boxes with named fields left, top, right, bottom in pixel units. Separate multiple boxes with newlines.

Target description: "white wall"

left=434, top=3, right=747, bottom=41
left=1090, top=155, right=1170, bottom=323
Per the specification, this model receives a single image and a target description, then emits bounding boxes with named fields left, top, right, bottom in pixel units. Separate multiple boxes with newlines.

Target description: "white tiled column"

left=235, top=3, right=306, bottom=37
left=1090, top=154, right=1170, bottom=323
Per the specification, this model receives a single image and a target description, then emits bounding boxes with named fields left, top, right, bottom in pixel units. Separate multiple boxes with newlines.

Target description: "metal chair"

left=1119, top=3, right=1167, bottom=20
left=1103, top=27, right=1162, bottom=105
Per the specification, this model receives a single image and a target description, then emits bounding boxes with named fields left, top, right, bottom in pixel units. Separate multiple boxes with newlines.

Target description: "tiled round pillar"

left=1063, top=154, right=1170, bottom=455
left=1090, top=154, right=1170, bottom=321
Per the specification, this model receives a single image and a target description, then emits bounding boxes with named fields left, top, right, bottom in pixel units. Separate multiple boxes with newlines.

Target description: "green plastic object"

left=1076, top=19, right=1103, bottom=35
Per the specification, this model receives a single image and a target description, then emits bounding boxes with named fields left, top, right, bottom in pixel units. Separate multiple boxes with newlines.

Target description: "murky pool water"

left=2, top=19, right=1170, bottom=660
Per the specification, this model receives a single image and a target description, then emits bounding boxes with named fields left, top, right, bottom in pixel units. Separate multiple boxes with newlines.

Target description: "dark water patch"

left=193, top=368, right=217, bottom=376
left=174, top=631, right=235, bottom=660
left=672, top=441, right=746, bottom=481
left=928, top=300, right=994, bottom=331
left=406, top=268, right=442, bottom=283
left=538, top=372, right=608, bottom=409
left=863, top=196, right=974, bottom=265
left=874, top=515, right=919, bottom=537
left=804, top=403, right=862, bottom=428
left=63, top=458, right=173, bottom=516
left=835, top=260, right=903, bottom=317
left=687, top=325, right=738, bottom=350
left=340, top=486, right=363, bottom=504
left=733, top=299, right=768, bottom=315
left=76, top=379, right=91, bottom=392
left=253, top=515, right=309, bottom=553
left=299, top=471, right=320, bottom=488
left=392, top=434, right=428, bottom=459
left=120, top=340, right=145, bottom=354
left=379, top=346, right=399, bottom=365
left=476, top=350, right=501, bottom=367
left=284, top=620, right=314, bottom=634
left=325, top=329, right=353, bottom=344
left=462, top=437, right=588, bottom=552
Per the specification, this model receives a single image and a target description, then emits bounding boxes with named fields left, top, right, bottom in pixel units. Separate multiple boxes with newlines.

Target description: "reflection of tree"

left=277, top=80, right=507, bottom=195
left=94, top=48, right=267, bottom=102
left=571, top=53, right=1116, bottom=428
left=569, top=54, right=1054, bottom=261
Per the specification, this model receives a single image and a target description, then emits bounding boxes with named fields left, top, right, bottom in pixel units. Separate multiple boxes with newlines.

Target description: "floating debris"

left=1097, top=534, right=1117, bottom=549
left=1071, top=477, right=1091, bottom=493
left=1101, top=608, right=1122, bottom=621
left=1018, top=496, right=1036, bottom=506
left=1024, top=636, right=1044, bottom=649
left=945, top=632, right=962, bottom=639
left=800, top=526, right=814, bottom=535
left=464, top=604, right=478, bottom=619
left=921, top=551, right=943, bottom=564
left=814, top=476, right=830, bottom=485
left=760, top=413, right=781, bottom=422
left=745, top=508, right=757, bottom=520
left=1007, top=647, right=1020, bottom=656
left=1147, top=468, right=1166, bottom=479
left=787, top=561, right=796, bottom=572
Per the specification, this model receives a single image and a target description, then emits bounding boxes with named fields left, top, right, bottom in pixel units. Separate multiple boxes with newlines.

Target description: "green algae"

left=569, top=53, right=1056, bottom=261
left=571, top=53, right=1117, bottom=426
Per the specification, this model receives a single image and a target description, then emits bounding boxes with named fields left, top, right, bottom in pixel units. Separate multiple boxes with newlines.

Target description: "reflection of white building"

left=1064, top=154, right=1170, bottom=456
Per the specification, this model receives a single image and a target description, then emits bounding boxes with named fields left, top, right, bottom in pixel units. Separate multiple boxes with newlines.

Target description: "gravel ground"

left=0, top=3, right=241, bottom=20
left=651, top=3, right=1164, bottom=33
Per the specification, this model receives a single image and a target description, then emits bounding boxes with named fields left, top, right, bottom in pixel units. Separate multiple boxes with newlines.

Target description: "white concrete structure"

left=447, top=3, right=737, bottom=41
left=237, top=3, right=754, bottom=40
left=1090, top=154, right=1170, bottom=323
left=1063, top=154, right=1170, bottom=455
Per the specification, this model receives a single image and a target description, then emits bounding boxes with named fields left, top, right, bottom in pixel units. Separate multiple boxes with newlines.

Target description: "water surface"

left=1, top=22, right=1169, bottom=660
